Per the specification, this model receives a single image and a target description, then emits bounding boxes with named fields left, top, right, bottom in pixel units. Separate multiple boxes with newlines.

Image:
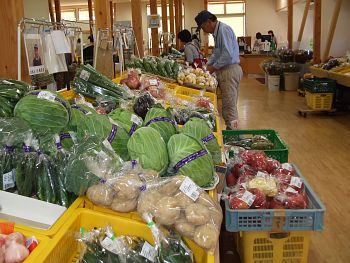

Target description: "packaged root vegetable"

left=137, top=176, right=222, bottom=253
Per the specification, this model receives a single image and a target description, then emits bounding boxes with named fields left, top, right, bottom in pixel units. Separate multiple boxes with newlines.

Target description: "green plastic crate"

left=303, top=78, right=336, bottom=93
left=222, top=129, right=289, bottom=163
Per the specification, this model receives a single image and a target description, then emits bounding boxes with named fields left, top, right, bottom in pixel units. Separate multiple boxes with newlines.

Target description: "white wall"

left=246, top=0, right=288, bottom=45
left=293, top=1, right=313, bottom=50
left=23, top=0, right=49, bottom=20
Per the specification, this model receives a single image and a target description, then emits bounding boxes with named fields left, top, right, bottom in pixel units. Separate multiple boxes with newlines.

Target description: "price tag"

left=80, top=69, right=91, bottom=81
left=149, top=79, right=158, bottom=86
left=3, top=170, right=15, bottom=190
left=140, top=241, right=156, bottom=262
left=290, top=176, right=303, bottom=189
left=285, top=186, right=298, bottom=194
left=131, top=114, right=142, bottom=126
left=100, top=237, right=123, bottom=254
left=282, top=163, right=293, bottom=171
left=240, top=182, right=247, bottom=189
left=256, top=171, right=268, bottom=178
left=37, top=91, right=56, bottom=102
left=179, top=177, right=200, bottom=201
left=239, top=190, right=256, bottom=207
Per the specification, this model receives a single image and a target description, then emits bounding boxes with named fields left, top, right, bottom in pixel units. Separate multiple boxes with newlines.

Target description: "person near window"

left=195, top=10, right=243, bottom=130
left=177, top=29, right=204, bottom=67
left=268, top=30, right=277, bottom=46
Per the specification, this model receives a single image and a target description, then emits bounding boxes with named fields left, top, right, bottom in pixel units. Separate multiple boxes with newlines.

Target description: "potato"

left=86, top=184, right=114, bottom=207
left=154, top=196, right=181, bottom=225
left=209, top=209, right=223, bottom=228
left=158, top=176, right=184, bottom=196
left=185, top=203, right=210, bottom=225
left=175, top=217, right=196, bottom=238
left=113, top=173, right=141, bottom=200
left=110, top=197, right=137, bottom=212
left=174, top=192, right=194, bottom=208
left=194, top=223, right=219, bottom=251
left=137, top=190, right=162, bottom=215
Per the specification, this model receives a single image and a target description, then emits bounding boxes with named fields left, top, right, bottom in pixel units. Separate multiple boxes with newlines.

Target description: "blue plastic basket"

left=225, top=165, right=325, bottom=232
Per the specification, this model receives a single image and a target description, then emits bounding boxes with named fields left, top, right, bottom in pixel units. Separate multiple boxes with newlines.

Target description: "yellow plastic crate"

left=7, top=197, right=85, bottom=238
left=236, top=231, right=311, bottom=263
left=38, top=208, right=214, bottom=263
left=58, top=89, right=95, bottom=103
left=175, top=86, right=217, bottom=109
left=0, top=223, right=51, bottom=263
left=305, top=91, right=334, bottom=110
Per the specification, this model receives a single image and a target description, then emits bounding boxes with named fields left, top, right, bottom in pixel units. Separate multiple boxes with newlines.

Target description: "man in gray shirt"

left=195, top=10, right=243, bottom=129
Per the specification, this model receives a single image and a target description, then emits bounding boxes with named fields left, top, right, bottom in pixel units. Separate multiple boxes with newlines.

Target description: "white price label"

left=179, top=177, right=200, bottom=201
left=240, top=182, right=247, bottom=189
left=290, top=176, right=303, bottom=189
left=239, top=191, right=256, bottom=207
left=131, top=114, right=142, bottom=126
left=3, top=170, right=15, bottom=190
left=282, top=163, right=293, bottom=171
left=149, top=79, right=158, bottom=86
left=285, top=186, right=298, bottom=194
left=256, top=171, right=268, bottom=178
left=80, top=69, right=91, bottom=81
left=140, top=241, right=156, bottom=262
left=37, top=91, right=56, bottom=102
left=100, top=237, right=123, bottom=254
left=29, top=66, right=45, bottom=76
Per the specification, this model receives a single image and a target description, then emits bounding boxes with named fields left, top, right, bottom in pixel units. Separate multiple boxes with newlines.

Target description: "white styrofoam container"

left=0, top=190, right=66, bottom=230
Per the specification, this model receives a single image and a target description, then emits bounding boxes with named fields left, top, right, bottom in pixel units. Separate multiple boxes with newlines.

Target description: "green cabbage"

left=182, top=117, right=221, bottom=165
left=143, top=107, right=177, bottom=143
left=167, top=134, right=214, bottom=187
left=108, top=108, right=142, bottom=136
left=127, top=127, right=168, bottom=175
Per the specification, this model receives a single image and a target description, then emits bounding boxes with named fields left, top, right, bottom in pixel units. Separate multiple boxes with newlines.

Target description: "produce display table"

left=310, top=66, right=350, bottom=87
left=240, top=53, right=272, bottom=75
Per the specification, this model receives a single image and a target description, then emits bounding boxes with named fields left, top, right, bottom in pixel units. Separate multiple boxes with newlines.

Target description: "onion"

left=5, top=233, right=25, bottom=246
left=126, top=76, right=141, bottom=90
left=4, top=242, right=29, bottom=263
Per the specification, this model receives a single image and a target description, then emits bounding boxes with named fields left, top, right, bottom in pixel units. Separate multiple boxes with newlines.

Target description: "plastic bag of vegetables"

left=127, top=127, right=169, bottom=176
left=86, top=161, right=159, bottom=212
left=143, top=107, right=177, bottom=143
left=138, top=176, right=222, bottom=253
left=182, top=117, right=221, bottom=165
left=14, top=90, right=71, bottom=136
left=108, top=108, right=143, bottom=136
left=143, top=213, right=194, bottom=263
left=64, top=136, right=123, bottom=196
left=133, top=93, right=156, bottom=120
left=167, top=134, right=215, bottom=187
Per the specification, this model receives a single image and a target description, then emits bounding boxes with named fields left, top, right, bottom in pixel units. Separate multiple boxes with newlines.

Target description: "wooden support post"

left=131, top=0, right=144, bottom=57
left=48, top=0, right=55, bottom=23
left=88, top=0, right=94, bottom=36
left=313, top=0, right=322, bottom=64
left=113, top=3, right=117, bottom=21
left=169, top=0, right=174, bottom=34
left=287, top=0, right=293, bottom=49
left=94, top=0, right=111, bottom=30
left=0, top=0, right=27, bottom=80
left=204, top=0, right=208, bottom=55
left=54, top=0, right=61, bottom=24
left=323, top=0, right=342, bottom=61
left=109, top=1, right=114, bottom=34
left=178, top=0, right=182, bottom=30
left=297, top=0, right=311, bottom=48
left=174, top=0, right=180, bottom=48
left=150, top=0, right=159, bottom=56
left=161, top=0, right=168, bottom=33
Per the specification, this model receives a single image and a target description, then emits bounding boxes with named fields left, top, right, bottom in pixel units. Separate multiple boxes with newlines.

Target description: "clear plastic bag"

left=138, top=176, right=222, bottom=253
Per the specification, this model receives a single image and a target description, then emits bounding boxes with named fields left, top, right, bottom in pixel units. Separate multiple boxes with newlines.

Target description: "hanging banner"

left=23, top=34, right=46, bottom=75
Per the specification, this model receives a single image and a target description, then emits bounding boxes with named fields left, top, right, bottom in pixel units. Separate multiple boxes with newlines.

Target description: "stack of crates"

left=303, top=78, right=336, bottom=110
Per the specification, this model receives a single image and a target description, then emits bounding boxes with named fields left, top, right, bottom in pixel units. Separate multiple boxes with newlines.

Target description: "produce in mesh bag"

left=227, top=188, right=267, bottom=209
left=167, top=134, right=215, bottom=187
left=0, top=230, right=32, bottom=263
left=77, top=108, right=130, bottom=161
left=120, top=69, right=141, bottom=90
left=269, top=189, right=308, bottom=209
left=182, top=117, right=221, bottom=165
left=77, top=225, right=155, bottom=263
left=143, top=213, right=194, bottom=263
left=138, top=176, right=222, bottom=252
left=133, top=93, right=156, bottom=120
left=127, top=127, right=169, bottom=176
left=108, top=108, right=143, bottom=136
left=143, top=107, right=177, bottom=144
left=14, top=90, right=70, bottom=136
left=64, top=136, right=123, bottom=196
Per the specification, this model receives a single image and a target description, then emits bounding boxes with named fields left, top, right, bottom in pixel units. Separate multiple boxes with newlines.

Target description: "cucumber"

left=165, top=62, right=174, bottom=77
left=157, top=61, right=168, bottom=77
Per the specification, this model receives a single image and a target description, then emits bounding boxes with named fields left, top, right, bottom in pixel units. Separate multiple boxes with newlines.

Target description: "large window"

left=61, top=9, right=76, bottom=21
left=208, top=1, right=246, bottom=46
